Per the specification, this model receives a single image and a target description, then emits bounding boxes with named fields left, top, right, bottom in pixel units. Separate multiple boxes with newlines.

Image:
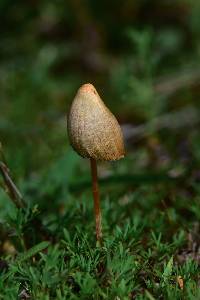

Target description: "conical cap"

left=67, top=83, right=125, bottom=161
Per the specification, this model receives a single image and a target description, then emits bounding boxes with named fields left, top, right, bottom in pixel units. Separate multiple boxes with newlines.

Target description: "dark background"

left=0, top=0, right=200, bottom=205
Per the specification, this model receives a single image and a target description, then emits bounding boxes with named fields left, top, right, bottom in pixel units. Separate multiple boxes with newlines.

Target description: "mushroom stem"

left=90, top=158, right=102, bottom=242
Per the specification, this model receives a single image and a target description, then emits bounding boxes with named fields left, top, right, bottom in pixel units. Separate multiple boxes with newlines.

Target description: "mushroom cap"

left=67, top=83, right=125, bottom=161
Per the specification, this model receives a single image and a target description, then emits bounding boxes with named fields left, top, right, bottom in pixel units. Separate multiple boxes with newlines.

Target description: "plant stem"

left=90, top=158, right=102, bottom=242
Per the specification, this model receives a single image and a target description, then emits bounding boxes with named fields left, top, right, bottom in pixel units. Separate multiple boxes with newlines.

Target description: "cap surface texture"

left=68, top=83, right=125, bottom=161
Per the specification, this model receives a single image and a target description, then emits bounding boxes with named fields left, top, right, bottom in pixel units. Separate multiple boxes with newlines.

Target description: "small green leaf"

left=2, top=241, right=50, bottom=281
left=145, top=290, right=156, bottom=300
left=17, top=241, right=50, bottom=263
left=162, top=256, right=173, bottom=284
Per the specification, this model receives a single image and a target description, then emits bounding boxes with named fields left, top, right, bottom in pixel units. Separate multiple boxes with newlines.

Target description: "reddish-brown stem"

left=90, top=158, right=102, bottom=242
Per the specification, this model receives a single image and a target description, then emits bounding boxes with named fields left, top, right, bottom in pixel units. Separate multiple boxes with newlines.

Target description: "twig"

left=154, top=67, right=200, bottom=97
left=0, top=161, right=25, bottom=208
left=122, top=106, right=200, bottom=142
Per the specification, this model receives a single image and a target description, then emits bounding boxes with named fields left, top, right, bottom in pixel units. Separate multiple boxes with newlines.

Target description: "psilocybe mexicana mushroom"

left=67, top=83, right=125, bottom=242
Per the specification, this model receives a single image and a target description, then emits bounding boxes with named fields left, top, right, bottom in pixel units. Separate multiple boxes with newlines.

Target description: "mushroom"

left=67, top=83, right=125, bottom=242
